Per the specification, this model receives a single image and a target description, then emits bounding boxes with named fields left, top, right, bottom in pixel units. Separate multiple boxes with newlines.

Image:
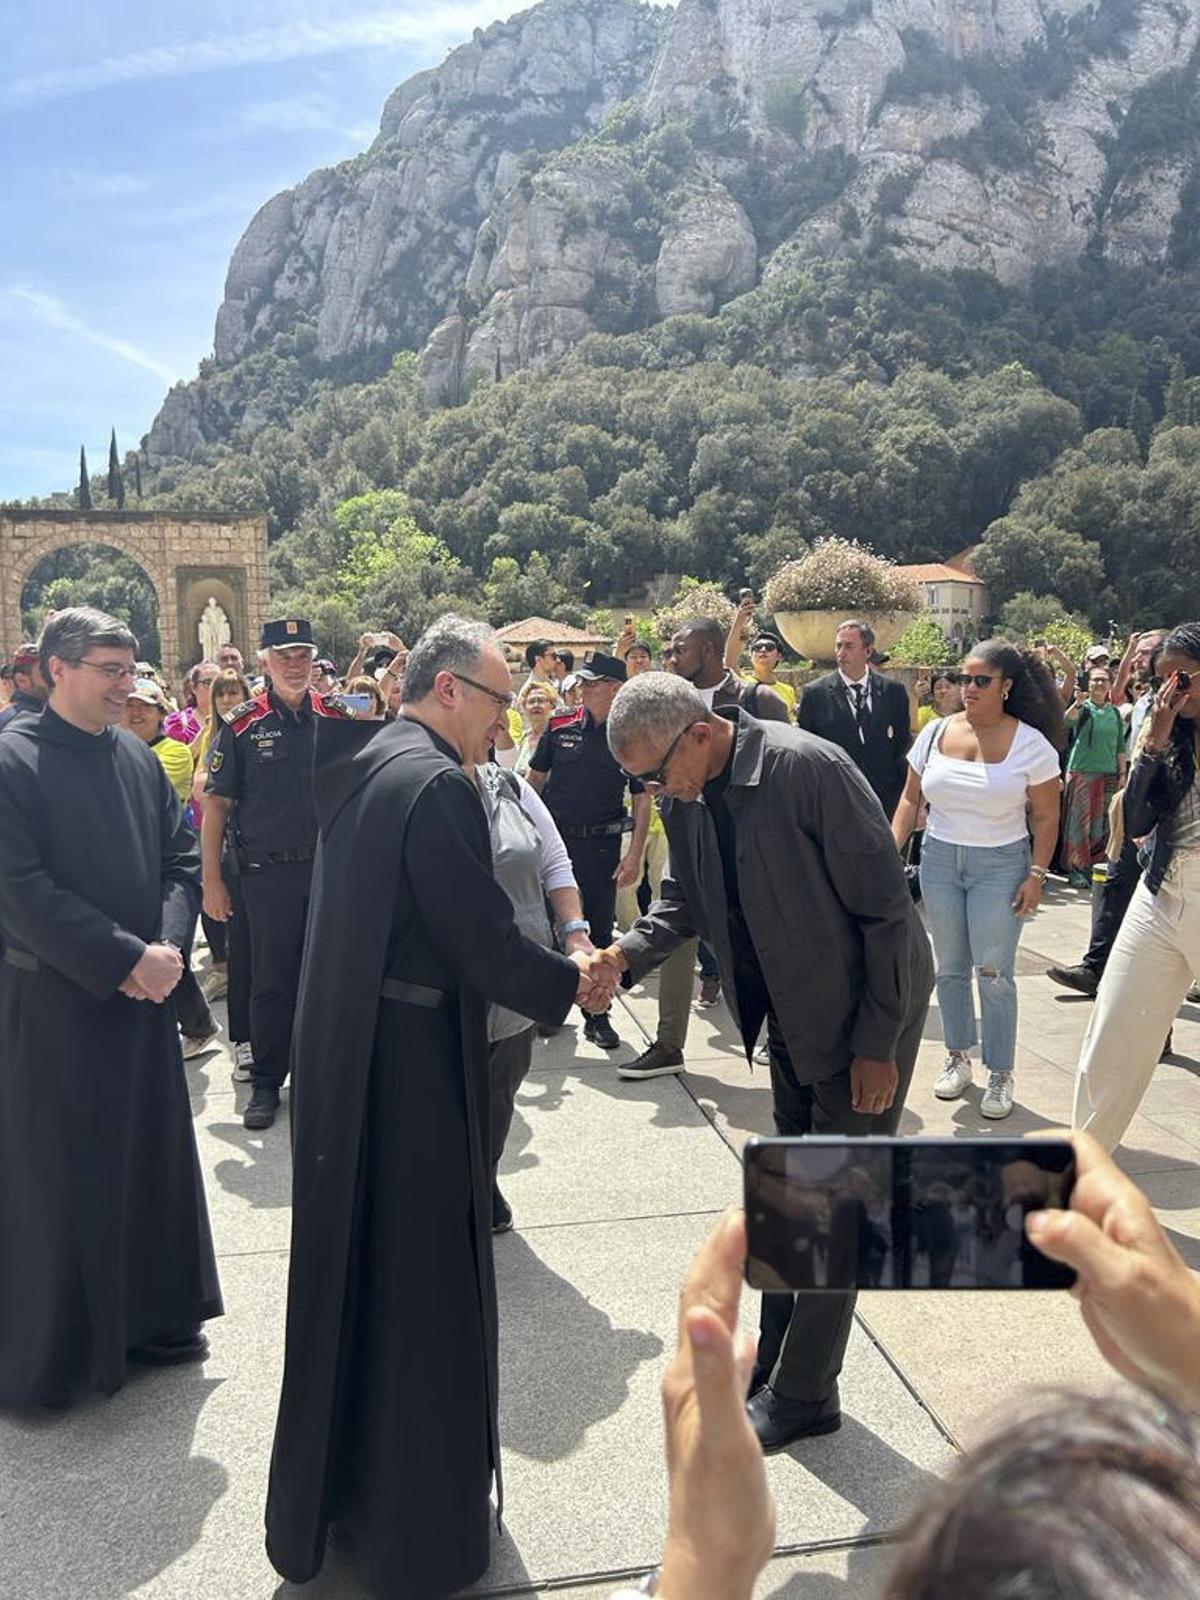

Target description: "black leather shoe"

left=492, top=1186, right=514, bottom=1235
left=746, top=1383, right=841, bottom=1453
left=1161, top=1030, right=1175, bottom=1061
left=128, top=1329, right=209, bottom=1366
left=1046, top=963, right=1099, bottom=997
left=584, top=1012, right=621, bottom=1050
left=243, top=1086, right=280, bottom=1130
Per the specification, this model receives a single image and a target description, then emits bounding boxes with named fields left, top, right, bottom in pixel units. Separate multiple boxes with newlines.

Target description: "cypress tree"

left=133, top=452, right=144, bottom=499
left=1164, top=356, right=1192, bottom=427
left=108, top=428, right=125, bottom=507
left=77, top=446, right=93, bottom=511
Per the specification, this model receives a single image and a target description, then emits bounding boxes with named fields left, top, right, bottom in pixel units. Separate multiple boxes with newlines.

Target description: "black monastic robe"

left=0, top=707, right=222, bottom=1406
left=265, top=716, right=579, bottom=1599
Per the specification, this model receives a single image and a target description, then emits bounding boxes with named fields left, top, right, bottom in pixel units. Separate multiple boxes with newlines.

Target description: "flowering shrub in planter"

left=654, top=579, right=736, bottom=641
left=764, top=539, right=922, bottom=615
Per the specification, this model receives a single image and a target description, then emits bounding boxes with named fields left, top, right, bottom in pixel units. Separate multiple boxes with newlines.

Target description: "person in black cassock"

left=265, top=616, right=610, bottom=1599
left=0, top=607, right=221, bottom=1408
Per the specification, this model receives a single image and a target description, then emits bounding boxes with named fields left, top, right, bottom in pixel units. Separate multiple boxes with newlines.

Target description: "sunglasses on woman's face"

left=947, top=672, right=998, bottom=689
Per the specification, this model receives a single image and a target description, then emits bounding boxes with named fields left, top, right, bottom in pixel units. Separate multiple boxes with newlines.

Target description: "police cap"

left=261, top=617, right=316, bottom=652
left=575, top=651, right=627, bottom=684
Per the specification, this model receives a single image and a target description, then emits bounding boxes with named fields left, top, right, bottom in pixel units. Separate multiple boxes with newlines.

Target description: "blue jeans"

left=919, top=836, right=1030, bottom=1073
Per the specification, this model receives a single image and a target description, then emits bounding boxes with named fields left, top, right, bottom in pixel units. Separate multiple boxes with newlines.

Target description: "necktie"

left=852, top=682, right=867, bottom=743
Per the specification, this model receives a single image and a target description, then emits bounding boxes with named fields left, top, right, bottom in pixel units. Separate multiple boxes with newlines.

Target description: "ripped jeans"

left=919, top=835, right=1030, bottom=1074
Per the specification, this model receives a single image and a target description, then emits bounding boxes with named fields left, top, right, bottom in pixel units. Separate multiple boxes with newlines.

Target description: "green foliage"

left=21, top=544, right=160, bottom=664
left=762, top=79, right=809, bottom=143
left=107, top=429, right=124, bottom=508
left=77, top=446, right=92, bottom=511
left=998, top=592, right=1095, bottom=662
left=889, top=616, right=957, bottom=665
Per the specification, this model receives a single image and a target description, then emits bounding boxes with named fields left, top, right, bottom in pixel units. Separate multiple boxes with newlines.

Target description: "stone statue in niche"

left=198, top=596, right=231, bottom=663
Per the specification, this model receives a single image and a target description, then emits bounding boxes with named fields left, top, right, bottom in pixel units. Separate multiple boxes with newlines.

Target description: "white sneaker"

left=933, top=1053, right=973, bottom=1099
left=232, top=1041, right=254, bottom=1082
left=980, top=1072, right=1015, bottom=1119
left=181, top=1026, right=220, bottom=1060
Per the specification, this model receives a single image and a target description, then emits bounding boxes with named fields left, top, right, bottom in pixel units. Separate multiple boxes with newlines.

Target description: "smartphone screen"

left=744, top=1137, right=1076, bottom=1291
left=337, top=693, right=375, bottom=715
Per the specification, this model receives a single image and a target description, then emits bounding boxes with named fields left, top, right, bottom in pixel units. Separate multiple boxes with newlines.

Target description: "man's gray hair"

left=839, top=618, right=876, bottom=647
left=401, top=613, right=498, bottom=704
left=607, top=671, right=709, bottom=758
left=38, top=606, right=138, bottom=683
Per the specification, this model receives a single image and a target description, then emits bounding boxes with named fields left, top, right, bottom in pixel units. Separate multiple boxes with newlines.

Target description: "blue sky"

left=0, top=1, right=530, bottom=500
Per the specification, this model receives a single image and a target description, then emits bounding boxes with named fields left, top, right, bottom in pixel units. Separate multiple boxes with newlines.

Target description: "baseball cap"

left=1086, top=644, right=1110, bottom=661
left=313, top=657, right=337, bottom=675
left=11, top=643, right=39, bottom=673
left=575, top=651, right=628, bottom=684
left=126, top=678, right=168, bottom=708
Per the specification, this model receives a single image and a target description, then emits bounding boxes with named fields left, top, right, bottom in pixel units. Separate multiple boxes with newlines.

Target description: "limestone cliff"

left=145, top=0, right=1200, bottom=459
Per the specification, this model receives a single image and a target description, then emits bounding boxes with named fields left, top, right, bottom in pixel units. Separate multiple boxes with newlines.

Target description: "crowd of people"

left=1, top=595, right=1200, bottom=1600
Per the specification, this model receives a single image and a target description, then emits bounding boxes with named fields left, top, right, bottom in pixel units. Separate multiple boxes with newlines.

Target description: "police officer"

left=201, top=618, right=346, bottom=1129
left=527, top=651, right=649, bottom=1050
left=0, top=644, right=49, bottom=734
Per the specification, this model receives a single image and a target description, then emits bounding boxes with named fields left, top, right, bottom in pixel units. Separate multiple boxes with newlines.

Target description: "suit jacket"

left=619, top=712, right=933, bottom=1082
left=796, top=669, right=911, bottom=820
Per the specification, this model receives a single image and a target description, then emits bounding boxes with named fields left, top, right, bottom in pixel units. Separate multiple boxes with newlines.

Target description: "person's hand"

left=119, top=974, right=150, bottom=1001
left=563, top=929, right=595, bottom=959
left=615, top=624, right=637, bottom=657
left=735, top=594, right=756, bottom=632
left=1026, top=1132, right=1200, bottom=1408
left=383, top=632, right=407, bottom=652
left=570, top=949, right=618, bottom=1011
left=1012, top=873, right=1045, bottom=917
left=203, top=878, right=233, bottom=922
left=127, top=942, right=184, bottom=1004
left=1145, top=671, right=1189, bottom=752
left=613, top=850, right=640, bottom=889
left=850, top=1056, right=898, bottom=1115
left=658, top=1209, right=775, bottom=1600
left=358, top=632, right=374, bottom=651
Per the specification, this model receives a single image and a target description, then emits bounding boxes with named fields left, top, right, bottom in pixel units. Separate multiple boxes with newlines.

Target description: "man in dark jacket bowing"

left=591, top=671, right=933, bottom=1453
left=0, top=607, right=221, bottom=1407
left=265, top=616, right=607, bottom=1600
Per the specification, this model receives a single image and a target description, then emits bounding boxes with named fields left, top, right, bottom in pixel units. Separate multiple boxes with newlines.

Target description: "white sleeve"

left=1023, top=725, right=1064, bottom=786
left=908, top=719, right=937, bottom=775
left=517, top=775, right=578, bottom=893
left=494, top=742, right=518, bottom=769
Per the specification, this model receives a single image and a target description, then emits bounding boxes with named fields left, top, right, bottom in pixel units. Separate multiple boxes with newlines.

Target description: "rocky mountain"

left=145, top=0, right=1200, bottom=461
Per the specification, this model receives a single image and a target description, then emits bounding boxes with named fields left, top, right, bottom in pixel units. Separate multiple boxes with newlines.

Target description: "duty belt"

left=3, top=947, right=37, bottom=972
left=380, top=977, right=451, bottom=1009
left=239, top=846, right=316, bottom=869
left=557, top=818, right=633, bottom=840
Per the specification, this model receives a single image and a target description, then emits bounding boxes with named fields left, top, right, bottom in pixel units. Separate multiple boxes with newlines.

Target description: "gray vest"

left=478, top=765, right=554, bottom=1041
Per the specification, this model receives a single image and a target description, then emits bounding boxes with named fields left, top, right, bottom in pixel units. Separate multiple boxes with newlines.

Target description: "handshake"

left=569, top=944, right=627, bottom=1013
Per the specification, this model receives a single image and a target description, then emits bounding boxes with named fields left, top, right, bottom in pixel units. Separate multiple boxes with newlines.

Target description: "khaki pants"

left=1072, top=855, right=1200, bottom=1151
left=616, top=827, right=669, bottom=931
left=617, top=830, right=694, bottom=1054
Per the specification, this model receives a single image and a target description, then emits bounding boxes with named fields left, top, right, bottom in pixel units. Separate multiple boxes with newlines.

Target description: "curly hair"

left=967, top=639, right=1067, bottom=751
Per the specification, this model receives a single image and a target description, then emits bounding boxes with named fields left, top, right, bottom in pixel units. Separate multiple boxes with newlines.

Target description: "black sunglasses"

left=947, top=672, right=999, bottom=689
left=619, top=721, right=697, bottom=787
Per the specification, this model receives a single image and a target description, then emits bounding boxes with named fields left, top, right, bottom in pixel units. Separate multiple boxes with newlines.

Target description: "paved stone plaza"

left=4, top=883, right=1200, bottom=1599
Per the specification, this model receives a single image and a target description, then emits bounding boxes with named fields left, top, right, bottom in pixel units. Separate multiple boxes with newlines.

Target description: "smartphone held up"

left=744, top=1136, right=1076, bottom=1292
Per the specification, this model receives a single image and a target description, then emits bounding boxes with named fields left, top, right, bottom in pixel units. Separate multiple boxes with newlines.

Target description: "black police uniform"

left=529, top=706, right=643, bottom=956
left=205, top=638, right=343, bottom=1095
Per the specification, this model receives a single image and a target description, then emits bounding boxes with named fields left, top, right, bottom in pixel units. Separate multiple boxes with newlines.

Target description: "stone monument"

left=198, top=596, right=231, bottom=663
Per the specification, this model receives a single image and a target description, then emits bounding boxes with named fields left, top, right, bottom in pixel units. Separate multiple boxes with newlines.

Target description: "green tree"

left=77, top=446, right=92, bottom=511
left=889, top=617, right=956, bottom=665
left=998, top=592, right=1093, bottom=659
left=107, top=428, right=125, bottom=508
left=972, top=516, right=1107, bottom=617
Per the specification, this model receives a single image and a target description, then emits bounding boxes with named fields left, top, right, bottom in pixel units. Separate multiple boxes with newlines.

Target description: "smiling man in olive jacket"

left=595, top=671, right=933, bottom=1452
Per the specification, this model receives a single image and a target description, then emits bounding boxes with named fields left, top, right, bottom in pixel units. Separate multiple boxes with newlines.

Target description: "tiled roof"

left=897, top=563, right=985, bottom=585
left=494, top=615, right=610, bottom=645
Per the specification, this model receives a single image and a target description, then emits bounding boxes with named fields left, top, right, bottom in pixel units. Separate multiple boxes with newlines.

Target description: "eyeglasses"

left=750, top=642, right=779, bottom=655
left=73, top=659, right=137, bottom=683
left=947, top=673, right=999, bottom=689
left=619, top=721, right=698, bottom=787
left=451, top=672, right=515, bottom=710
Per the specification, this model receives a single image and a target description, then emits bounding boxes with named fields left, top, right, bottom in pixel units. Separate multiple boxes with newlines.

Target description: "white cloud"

left=212, top=90, right=376, bottom=146
left=6, top=287, right=178, bottom=385
left=50, top=170, right=152, bottom=199
left=2, top=4, right=515, bottom=108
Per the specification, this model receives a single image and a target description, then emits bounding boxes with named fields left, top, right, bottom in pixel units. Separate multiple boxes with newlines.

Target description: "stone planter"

left=774, top=609, right=919, bottom=664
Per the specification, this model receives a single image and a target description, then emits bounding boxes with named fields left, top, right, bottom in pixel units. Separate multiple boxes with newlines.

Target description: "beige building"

left=494, top=615, right=611, bottom=663
left=896, top=552, right=988, bottom=645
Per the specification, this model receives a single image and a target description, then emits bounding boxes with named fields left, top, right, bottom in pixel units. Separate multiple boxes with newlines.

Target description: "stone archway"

left=0, top=510, right=269, bottom=674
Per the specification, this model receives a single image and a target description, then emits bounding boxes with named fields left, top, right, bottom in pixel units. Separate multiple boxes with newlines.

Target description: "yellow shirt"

left=741, top=673, right=797, bottom=717
left=152, top=734, right=195, bottom=807
left=507, top=708, right=524, bottom=745
left=917, top=705, right=939, bottom=731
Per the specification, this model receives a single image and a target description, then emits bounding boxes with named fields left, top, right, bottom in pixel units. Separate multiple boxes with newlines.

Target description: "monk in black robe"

left=0, top=608, right=221, bottom=1408
left=266, top=619, right=597, bottom=1599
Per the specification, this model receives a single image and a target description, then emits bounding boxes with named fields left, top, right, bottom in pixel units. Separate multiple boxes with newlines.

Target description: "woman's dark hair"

left=967, top=638, right=1067, bottom=751
left=886, top=1389, right=1200, bottom=1599
left=1150, top=621, right=1200, bottom=811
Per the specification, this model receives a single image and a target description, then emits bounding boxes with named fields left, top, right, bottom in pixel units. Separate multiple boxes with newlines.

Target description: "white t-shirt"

left=909, top=717, right=1061, bottom=848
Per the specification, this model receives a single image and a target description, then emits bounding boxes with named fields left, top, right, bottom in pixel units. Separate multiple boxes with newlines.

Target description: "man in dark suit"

left=797, top=619, right=912, bottom=820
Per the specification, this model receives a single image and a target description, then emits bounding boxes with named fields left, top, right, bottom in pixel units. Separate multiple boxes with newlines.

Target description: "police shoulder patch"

left=209, top=750, right=224, bottom=773
left=226, top=699, right=258, bottom=722
left=549, top=707, right=585, bottom=731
